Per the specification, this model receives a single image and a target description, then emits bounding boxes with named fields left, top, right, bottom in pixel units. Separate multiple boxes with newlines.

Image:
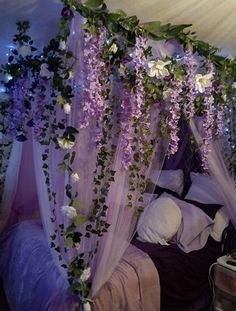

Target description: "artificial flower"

left=59, top=40, right=67, bottom=50
left=83, top=302, right=91, bottom=311
left=40, top=63, right=53, bottom=79
left=147, top=59, right=171, bottom=78
left=109, top=43, right=118, bottom=54
left=74, top=242, right=80, bottom=249
left=71, top=172, right=80, bottom=182
left=19, top=45, right=31, bottom=57
left=68, top=70, right=74, bottom=79
left=80, top=267, right=91, bottom=282
left=195, top=73, right=213, bottom=93
left=232, top=82, right=236, bottom=89
left=57, top=137, right=75, bottom=149
left=63, top=103, right=71, bottom=114
left=61, top=205, right=77, bottom=219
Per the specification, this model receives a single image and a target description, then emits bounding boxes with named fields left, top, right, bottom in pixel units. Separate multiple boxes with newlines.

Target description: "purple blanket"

left=132, top=236, right=221, bottom=310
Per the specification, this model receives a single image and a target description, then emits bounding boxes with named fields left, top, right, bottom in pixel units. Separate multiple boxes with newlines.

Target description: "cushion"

left=185, top=172, right=224, bottom=205
left=183, top=199, right=222, bottom=219
left=137, top=197, right=182, bottom=245
left=148, top=169, right=184, bottom=196
left=160, top=193, right=214, bottom=252
left=210, top=209, right=229, bottom=242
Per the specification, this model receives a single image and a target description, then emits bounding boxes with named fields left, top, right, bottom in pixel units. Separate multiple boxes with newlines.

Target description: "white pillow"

left=210, top=209, right=229, bottom=242
left=137, top=197, right=182, bottom=245
left=149, top=169, right=184, bottom=196
left=185, top=172, right=224, bottom=205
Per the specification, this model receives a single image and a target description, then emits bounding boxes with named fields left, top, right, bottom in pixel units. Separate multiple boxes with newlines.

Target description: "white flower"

left=63, top=103, right=71, bottom=114
left=59, top=40, right=67, bottom=50
left=223, top=94, right=227, bottom=102
left=57, top=137, right=75, bottom=149
left=195, top=73, right=213, bottom=93
left=40, top=63, right=53, bottom=79
left=80, top=267, right=91, bottom=282
left=83, top=302, right=91, bottom=311
left=68, top=70, right=74, bottom=79
left=109, top=43, right=118, bottom=54
left=71, top=172, right=80, bottom=182
left=19, top=45, right=31, bottom=57
left=232, top=82, right=236, bottom=89
left=147, top=60, right=171, bottom=78
left=74, top=242, right=80, bottom=249
left=61, top=205, right=77, bottom=219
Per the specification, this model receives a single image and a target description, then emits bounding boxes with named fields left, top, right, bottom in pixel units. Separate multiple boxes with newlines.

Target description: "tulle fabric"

left=190, top=118, right=236, bottom=226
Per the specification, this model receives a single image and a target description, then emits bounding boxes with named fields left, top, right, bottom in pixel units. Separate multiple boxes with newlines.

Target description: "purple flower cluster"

left=167, top=80, right=183, bottom=157
left=120, top=86, right=133, bottom=170
left=132, top=36, right=147, bottom=119
left=7, top=78, right=27, bottom=137
left=202, top=66, right=215, bottom=169
left=184, top=48, right=196, bottom=118
left=81, top=27, right=107, bottom=143
left=215, top=105, right=224, bottom=137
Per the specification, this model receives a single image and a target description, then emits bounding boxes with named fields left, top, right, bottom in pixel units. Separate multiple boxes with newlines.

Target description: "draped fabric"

left=106, top=0, right=236, bottom=57
left=190, top=118, right=236, bottom=227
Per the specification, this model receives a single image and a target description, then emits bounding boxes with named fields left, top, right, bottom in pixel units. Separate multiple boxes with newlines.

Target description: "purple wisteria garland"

left=1, top=1, right=236, bottom=308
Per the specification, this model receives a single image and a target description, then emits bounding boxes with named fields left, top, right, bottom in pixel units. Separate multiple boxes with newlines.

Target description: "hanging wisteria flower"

left=147, top=59, right=171, bottom=78
left=184, top=48, right=196, bottom=118
left=40, top=63, right=53, bottom=79
left=71, top=172, right=80, bottom=182
left=195, top=73, right=213, bottom=93
left=167, top=80, right=183, bottom=156
left=57, top=137, right=75, bottom=149
left=80, top=267, right=91, bottom=282
left=61, top=205, right=77, bottom=219
left=63, top=103, right=71, bottom=114
left=83, top=302, right=91, bottom=311
left=215, top=105, right=224, bottom=137
left=19, top=45, right=31, bottom=57
left=59, top=40, right=67, bottom=50
left=201, top=63, right=215, bottom=169
left=109, top=43, right=118, bottom=54
left=81, top=27, right=107, bottom=142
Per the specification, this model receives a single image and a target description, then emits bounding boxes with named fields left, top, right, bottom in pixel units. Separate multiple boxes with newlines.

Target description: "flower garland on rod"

left=1, top=0, right=236, bottom=309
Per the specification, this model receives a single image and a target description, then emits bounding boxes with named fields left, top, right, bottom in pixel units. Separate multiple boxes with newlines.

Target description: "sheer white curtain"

left=0, top=141, right=22, bottom=231
left=190, top=118, right=236, bottom=227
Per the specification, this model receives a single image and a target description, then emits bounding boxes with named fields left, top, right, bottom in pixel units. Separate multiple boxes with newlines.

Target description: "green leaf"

left=142, top=21, right=161, bottom=38
left=72, top=199, right=83, bottom=209
left=74, top=215, right=87, bottom=227
left=57, top=162, right=67, bottom=171
left=57, top=95, right=64, bottom=107
left=65, top=236, right=73, bottom=247
left=84, top=0, right=103, bottom=9
left=109, top=9, right=127, bottom=21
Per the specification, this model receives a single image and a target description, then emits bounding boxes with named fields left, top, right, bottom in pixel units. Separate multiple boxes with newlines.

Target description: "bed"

left=0, top=170, right=232, bottom=311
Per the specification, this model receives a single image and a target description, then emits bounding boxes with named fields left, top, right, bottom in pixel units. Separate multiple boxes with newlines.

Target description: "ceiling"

left=0, top=0, right=236, bottom=66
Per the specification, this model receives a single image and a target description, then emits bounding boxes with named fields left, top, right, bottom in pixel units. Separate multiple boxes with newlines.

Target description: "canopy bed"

left=1, top=1, right=236, bottom=310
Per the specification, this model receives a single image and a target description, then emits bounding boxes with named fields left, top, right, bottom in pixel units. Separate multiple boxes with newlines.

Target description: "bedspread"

left=93, top=244, right=160, bottom=311
left=0, top=220, right=160, bottom=311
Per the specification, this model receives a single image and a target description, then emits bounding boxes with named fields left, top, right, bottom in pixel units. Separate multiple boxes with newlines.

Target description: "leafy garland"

left=1, top=0, right=236, bottom=309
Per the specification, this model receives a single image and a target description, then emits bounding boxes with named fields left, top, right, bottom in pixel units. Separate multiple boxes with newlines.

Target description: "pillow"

left=183, top=198, right=222, bottom=219
left=137, top=197, right=182, bottom=245
left=185, top=172, right=224, bottom=205
left=160, top=193, right=214, bottom=252
left=210, top=209, right=229, bottom=242
left=148, top=169, right=184, bottom=196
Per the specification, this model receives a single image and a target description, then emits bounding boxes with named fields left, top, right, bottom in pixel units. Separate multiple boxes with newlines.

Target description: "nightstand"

left=213, top=263, right=236, bottom=310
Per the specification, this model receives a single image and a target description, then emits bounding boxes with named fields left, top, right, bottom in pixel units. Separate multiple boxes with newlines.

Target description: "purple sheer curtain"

left=190, top=118, right=236, bottom=227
